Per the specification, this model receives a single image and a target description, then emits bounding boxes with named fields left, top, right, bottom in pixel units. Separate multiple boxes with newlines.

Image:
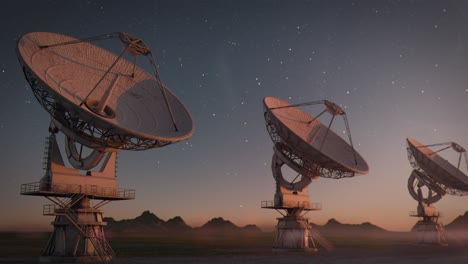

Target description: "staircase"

left=437, top=222, right=448, bottom=246
left=300, top=221, right=334, bottom=252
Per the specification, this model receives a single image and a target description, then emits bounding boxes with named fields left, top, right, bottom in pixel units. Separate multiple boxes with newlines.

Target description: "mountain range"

left=103, top=211, right=262, bottom=234
left=103, top=211, right=387, bottom=234
left=103, top=210, right=468, bottom=234
left=312, top=218, right=387, bottom=234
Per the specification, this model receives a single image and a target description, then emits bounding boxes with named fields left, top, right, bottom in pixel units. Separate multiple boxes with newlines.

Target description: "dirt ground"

left=1, top=231, right=467, bottom=264
left=1, top=245, right=467, bottom=264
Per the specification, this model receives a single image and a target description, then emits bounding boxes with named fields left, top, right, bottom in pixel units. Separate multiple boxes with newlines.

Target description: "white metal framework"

left=16, top=31, right=194, bottom=263
left=261, top=97, right=368, bottom=252
left=406, top=138, right=468, bottom=246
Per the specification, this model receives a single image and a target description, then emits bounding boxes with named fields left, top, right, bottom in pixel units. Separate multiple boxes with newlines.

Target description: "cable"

left=343, top=114, right=358, bottom=165
left=148, top=53, right=178, bottom=132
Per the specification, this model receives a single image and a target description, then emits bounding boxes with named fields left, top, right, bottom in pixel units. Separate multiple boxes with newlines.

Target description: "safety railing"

left=261, top=200, right=322, bottom=210
left=20, top=182, right=43, bottom=193
left=21, top=182, right=135, bottom=199
left=261, top=200, right=275, bottom=208
left=43, top=204, right=56, bottom=216
left=409, top=210, right=441, bottom=217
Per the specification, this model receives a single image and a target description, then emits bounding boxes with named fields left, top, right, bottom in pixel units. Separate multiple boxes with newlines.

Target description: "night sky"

left=1, top=0, right=468, bottom=232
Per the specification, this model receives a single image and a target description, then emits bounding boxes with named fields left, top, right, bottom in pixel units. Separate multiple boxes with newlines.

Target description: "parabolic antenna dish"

left=17, top=32, right=194, bottom=150
left=407, top=137, right=468, bottom=195
left=263, top=96, right=368, bottom=179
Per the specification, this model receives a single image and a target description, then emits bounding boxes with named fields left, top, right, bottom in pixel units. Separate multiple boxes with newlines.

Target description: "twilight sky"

left=1, top=0, right=468, bottom=232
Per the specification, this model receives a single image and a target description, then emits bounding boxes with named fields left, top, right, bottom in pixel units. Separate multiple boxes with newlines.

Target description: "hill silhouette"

left=163, top=216, right=192, bottom=232
left=104, top=211, right=389, bottom=235
left=194, top=217, right=262, bottom=234
left=312, top=218, right=387, bottom=234
left=104, top=211, right=261, bottom=234
left=445, top=211, right=468, bottom=231
left=199, top=217, right=239, bottom=231
left=104, top=210, right=166, bottom=233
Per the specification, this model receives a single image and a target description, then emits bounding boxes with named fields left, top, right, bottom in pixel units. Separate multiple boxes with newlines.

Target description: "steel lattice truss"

left=264, top=111, right=354, bottom=179
left=22, top=65, right=172, bottom=150
left=407, top=147, right=468, bottom=196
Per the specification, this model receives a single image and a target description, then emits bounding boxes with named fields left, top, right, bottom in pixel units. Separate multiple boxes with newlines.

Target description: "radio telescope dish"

left=406, top=137, right=468, bottom=246
left=407, top=137, right=468, bottom=196
left=261, top=96, right=368, bottom=252
left=263, top=96, right=368, bottom=179
left=17, top=32, right=194, bottom=150
left=17, top=32, right=194, bottom=262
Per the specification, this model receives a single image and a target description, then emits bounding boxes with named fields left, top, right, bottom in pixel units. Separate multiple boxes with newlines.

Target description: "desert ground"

left=1, top=231, right=467, bottom=264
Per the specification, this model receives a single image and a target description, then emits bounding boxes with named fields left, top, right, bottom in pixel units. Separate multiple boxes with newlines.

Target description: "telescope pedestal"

left=21, top=133, right=135, bottom=263
left=261, top=151, right=334, bottom=252
left=411, top=204, right=447, bottom=246
left=273, top=208, right=317, bottom=251
left=262, top=187, right=333, bottom=252
left=412, top=220, right=446, bottom=245
left=41, top=197, right=113, bottom=263
left=407, top=171, right=448, bottom=246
